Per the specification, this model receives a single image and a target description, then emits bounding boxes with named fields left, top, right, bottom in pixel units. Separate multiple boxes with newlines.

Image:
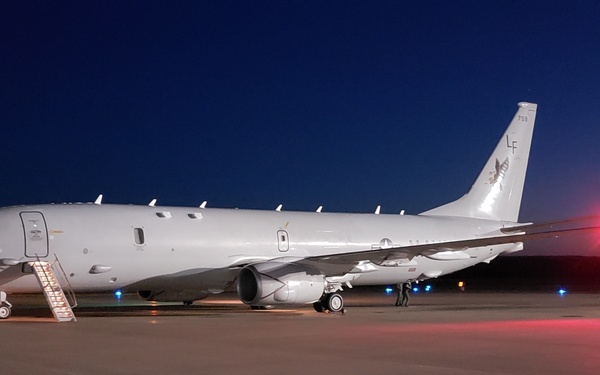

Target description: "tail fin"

left=421, top=102, right=537, bottom=222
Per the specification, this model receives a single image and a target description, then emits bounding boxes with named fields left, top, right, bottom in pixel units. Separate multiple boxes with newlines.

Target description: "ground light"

left=115, top=290, right=122, bottom=300
left=385, top=287, right=394, bottom=295
left=558, top=288, right=567, bottom=297
left=425, top=285, right=432, bottom=292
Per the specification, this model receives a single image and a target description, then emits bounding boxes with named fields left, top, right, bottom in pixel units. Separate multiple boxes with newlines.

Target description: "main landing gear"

left=313, top=293, right=345, bottom=314
left=0, top=291, right=12, bottom=319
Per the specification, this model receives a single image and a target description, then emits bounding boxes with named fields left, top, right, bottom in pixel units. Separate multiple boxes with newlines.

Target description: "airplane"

left=0, top=102, right=597, bottom=320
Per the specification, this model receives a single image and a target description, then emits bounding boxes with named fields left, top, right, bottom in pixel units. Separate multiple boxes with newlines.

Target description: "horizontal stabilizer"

left=501, top=215, right=600, bottom=233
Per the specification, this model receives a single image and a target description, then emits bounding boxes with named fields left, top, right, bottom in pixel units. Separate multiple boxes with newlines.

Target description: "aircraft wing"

left=300, top=224, right=600, bottom=276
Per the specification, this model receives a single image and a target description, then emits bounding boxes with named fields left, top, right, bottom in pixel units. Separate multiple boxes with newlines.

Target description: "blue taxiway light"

left=424, top=285, right=432, bottom=292
left=558, top=288, right=567, bottom=296
left=412, top=287, right=419, bottom=293
left=385, top=287, right=394, bottom=295
left=115, top=290, right=122, bottom=299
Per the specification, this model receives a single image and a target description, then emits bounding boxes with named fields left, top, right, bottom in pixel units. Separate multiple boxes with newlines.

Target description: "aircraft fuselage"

left=0, top=203, right=514, bottom=294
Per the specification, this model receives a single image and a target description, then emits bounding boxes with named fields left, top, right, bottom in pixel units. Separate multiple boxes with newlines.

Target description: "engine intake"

left=237, top=262, right=325, bottom=306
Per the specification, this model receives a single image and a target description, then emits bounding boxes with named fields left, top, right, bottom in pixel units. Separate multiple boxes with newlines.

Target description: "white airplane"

left=0, top=102, right=596, bottom=320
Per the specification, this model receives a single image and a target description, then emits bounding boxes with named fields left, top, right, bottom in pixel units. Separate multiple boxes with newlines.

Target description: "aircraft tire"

left=312, top=301, right=323, bottom=312
left=0, top=306, right=10, bottom=319
left=323, top=293, right=344, bottom=313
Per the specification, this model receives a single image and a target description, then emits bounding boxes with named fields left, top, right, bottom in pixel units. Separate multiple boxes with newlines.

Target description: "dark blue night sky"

left=2, top=2, right=599, bottom=254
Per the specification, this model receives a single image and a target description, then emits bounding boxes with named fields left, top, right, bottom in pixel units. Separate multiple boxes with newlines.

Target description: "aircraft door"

left=20, top=211, right=49, bottom=258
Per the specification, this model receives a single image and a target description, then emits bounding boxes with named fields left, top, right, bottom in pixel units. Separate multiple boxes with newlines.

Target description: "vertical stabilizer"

left=421, top=102, right=537, bottom=222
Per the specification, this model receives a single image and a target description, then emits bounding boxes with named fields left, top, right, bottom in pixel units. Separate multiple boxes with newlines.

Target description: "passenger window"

left=134, top=227, right=145, bottom=245
left=277, top=230, right=289, bottom=252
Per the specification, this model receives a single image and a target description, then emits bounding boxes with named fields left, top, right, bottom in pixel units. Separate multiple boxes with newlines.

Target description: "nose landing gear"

left=0, top=291, right=12, bottom=319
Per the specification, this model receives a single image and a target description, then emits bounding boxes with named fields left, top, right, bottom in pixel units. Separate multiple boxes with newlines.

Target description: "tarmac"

left=1, top=290, right=600, bottom=375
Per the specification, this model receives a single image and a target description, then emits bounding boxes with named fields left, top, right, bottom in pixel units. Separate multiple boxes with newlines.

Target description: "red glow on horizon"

left=591, top=209, right=600, bottom=249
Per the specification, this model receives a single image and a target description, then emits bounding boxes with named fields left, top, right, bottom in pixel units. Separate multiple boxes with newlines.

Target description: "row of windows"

left=155, top=212, right=203, bottom=219
left=134, top=228, right=291, bottom=252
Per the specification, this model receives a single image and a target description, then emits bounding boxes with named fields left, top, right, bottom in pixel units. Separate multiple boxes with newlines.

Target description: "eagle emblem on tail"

left=488, top=157, right=509, bottom=189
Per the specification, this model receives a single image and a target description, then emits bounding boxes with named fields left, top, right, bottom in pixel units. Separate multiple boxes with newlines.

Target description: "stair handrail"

left=52, top=254, right=78, bottom=308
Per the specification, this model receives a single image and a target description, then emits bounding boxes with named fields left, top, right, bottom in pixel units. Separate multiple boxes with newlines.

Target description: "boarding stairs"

left=30, top=257, right=77, bottom=322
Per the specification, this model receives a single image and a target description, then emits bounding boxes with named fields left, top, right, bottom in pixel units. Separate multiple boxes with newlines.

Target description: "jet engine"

left=138, top=289, right=209, bottom=302
left=237, top=262, right=325, bottom=306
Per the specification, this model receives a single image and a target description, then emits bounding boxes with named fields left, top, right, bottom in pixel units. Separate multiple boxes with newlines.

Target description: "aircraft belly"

left=122, top=267, right=237, bottom=293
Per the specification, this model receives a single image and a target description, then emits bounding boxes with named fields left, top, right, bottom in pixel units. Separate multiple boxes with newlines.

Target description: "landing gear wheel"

left=183, top=301, right=193, bottom=306
left=0, top=306, right=11, bottom=319
left=321, top=293, right=344, bottom=313
left=326, top=293, right=344, bottom=313
left=312, top=301, right=323, bottom=313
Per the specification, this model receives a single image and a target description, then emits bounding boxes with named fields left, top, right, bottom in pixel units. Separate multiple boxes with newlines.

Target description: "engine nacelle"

left=138, top=289, right=209, bottom=302
left=237, top=262, right=325, bottom=306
